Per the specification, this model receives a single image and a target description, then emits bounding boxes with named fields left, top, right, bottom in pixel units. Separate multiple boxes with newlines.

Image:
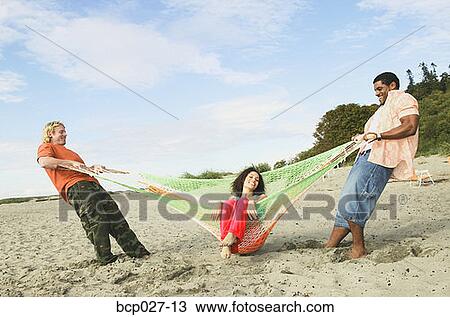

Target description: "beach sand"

left=1, top=155, right=449, bottom=296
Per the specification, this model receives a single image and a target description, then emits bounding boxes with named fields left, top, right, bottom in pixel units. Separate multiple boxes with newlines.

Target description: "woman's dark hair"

left=231, top=167, right=265, bottom=197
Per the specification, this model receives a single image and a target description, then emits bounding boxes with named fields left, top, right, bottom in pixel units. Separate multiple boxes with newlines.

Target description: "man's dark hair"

left=231, top=166, right=265, bottom=197
left=373, top=72, right=400, bottom=89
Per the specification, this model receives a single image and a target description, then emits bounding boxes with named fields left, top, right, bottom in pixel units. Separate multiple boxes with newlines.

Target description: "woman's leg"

left=220, top=246, right=232, bottom=259
left=220, top=200, right=235, bottom=241
left=221, top=198, right=248, bottom=247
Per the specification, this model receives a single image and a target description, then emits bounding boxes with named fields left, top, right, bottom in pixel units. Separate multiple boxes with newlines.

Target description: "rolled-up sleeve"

left=397, top=93, right=419, bottom=118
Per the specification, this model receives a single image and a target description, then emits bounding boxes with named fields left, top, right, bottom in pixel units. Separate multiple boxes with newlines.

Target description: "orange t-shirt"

left=37, top=143, right=99, bottom=201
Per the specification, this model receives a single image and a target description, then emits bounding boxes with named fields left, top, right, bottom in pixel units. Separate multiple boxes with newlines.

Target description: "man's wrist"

left=377, top=132, right=382, bottom=141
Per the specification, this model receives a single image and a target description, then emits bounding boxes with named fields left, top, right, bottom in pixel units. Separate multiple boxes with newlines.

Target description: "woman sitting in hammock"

left=220, top=167, right=267, bottom=259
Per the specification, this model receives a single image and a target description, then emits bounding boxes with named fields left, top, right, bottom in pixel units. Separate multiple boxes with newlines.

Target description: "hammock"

left=75, top=140, right=360, bottom=254
left=66, top=141, right=359, bottom=254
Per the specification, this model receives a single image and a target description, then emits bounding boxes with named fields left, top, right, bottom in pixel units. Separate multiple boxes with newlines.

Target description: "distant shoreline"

left=0, top=191, right=133, bottom=205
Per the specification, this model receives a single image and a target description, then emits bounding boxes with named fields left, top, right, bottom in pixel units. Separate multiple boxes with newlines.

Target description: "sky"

left=0, top=0, right=449, bottom=198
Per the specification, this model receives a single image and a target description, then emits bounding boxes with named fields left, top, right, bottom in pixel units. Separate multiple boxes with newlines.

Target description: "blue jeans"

left=334, top=150, right=393, bottom=229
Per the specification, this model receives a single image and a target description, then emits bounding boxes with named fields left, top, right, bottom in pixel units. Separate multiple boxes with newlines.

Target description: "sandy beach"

left=1, top=155, right=449, bottom=297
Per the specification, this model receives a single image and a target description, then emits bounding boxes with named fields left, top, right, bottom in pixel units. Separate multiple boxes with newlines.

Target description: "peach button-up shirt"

left=361, top=90, right=419, bottom=180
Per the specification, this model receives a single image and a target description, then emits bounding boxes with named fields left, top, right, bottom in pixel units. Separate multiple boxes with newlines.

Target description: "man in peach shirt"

left=37, top=121, right=150, bottom=265
left=325, top=72, right=419, bottom=258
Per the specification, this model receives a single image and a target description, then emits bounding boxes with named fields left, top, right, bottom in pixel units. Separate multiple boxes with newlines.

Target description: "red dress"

left=220, top=198, right=249, bottom=253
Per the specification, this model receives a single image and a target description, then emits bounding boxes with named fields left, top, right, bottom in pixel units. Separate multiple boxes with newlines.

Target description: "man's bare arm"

left=38, top=157, right=86, bottom=170
left=356, top=114, right=419, bottom=141
left=380, top=114, right=419, bottom=140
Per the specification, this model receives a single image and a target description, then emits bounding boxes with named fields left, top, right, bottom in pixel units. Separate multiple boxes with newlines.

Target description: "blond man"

left=37, top=121, right=149, bottom=265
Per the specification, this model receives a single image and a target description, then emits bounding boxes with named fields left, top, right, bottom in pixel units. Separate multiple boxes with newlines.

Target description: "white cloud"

left=332, top=0, right=450, bottom=57
left=0, top=139, right=54, bottom=198
left=0, top=140, right=37, bottom=170
left=357, top=0, right=450, bottom=18
left=0, top=71, right=26, bottom=103
left=163, top=0, right=308, bottom=51
left=0, top=24, right=21, bottom=46
left=0, top=169, right=55, bottom=199
left=0, top=0, right=275, bottom=89
left=179, top=89, right=308, bottom=141
left=194, top=92, right=313, bottom=142
left=329, top=22, right=390, bottom=44
left=77, top=89, right=312, bottom=174
left=24, top=17, right=269, bottom=88
left=0, top=0, right=67, bottom=43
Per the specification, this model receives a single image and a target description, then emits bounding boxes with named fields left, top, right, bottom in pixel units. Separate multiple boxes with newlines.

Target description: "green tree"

left=181, top=170, right=233, bottom=179
left=254, top=162, right=271, bottom=173
left=409, top=62, right=441, bottom=99
left=405, top=63, right=450, bottom=155
left=290, top=103, right=377, bottom=163
left=273, top=160, right=287, bottom=169
left=439, top=71, right=449, bottom=93
left=181, top=172, right=198, bottom=179
left=312, top=103, right=377, bottom=152
left=406, top=69, right=415, bottom=91
left=416, top=89, right=450, bottom=156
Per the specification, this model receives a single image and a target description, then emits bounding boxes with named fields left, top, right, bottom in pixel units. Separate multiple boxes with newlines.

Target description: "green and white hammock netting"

left=97, top=141, right=360, bottom=254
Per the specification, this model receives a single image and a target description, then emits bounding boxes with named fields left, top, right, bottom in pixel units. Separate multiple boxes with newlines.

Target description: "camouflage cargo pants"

left=67, top=181, right=149, bottom=264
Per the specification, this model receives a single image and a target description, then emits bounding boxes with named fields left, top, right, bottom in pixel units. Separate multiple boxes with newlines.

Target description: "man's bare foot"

left=348, top=246, right=368, bottom=259
left=220, top=246, right=231, bottom=259
left=347, top=221, right=366, bottom=258
left=324, top=227, right=350, bottom=248
left=222, top=233, right=237, bottom=246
